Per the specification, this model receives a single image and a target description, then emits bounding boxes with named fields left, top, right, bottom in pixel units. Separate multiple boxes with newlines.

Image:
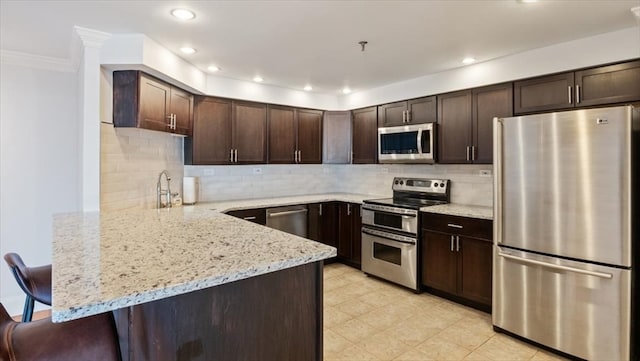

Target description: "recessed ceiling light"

left=208, top=65, right=220, bottom=72
left=171, top=8, right=196, bottom=20
left=180, top=47, right=196, bottom=54
left=342, top=87, right=352, bottom=94
left=462, top=57, right=476, bottom=65
left=253, top=76, right=264, bottom=82
left=304, top=85, right=313, bottom=91
left=631, top=6, right=640, bottom=19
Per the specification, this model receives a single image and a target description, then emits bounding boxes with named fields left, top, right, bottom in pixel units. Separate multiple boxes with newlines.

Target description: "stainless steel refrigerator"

left=493, top=105, right=639, bottom=360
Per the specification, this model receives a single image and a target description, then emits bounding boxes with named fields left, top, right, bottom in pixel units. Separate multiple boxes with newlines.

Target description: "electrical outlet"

left=479, top=169, right=492, bottom=177
left=380, top=167, right=389, bottom=173
left=203, top=169, right=215, bottom=176
left=252, top=167, right=262, bottom=175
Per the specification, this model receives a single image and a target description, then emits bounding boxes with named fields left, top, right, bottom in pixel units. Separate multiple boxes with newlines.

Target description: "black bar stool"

left=0, top=302, right=121, bottom=361
left=3, top=253, right=52, bottom=322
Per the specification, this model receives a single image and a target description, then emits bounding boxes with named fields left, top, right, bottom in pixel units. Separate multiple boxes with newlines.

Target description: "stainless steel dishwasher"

left=266, top=205, right=308, bottom=238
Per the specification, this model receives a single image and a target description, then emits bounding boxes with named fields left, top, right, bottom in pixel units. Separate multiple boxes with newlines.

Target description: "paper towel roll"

left=183, top=177, right=198, bottom=205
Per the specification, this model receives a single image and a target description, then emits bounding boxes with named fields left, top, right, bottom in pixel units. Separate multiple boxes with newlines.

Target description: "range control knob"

left=440, top=183, right=445, bottom=187
left=399, top=180, right=404, bottom=185
left=394, top=180, right=399, bottom=185
left=434, top=183, right=439, bottom=187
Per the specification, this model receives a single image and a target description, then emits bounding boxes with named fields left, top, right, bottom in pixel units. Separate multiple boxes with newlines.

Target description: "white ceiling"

left=1, top=1, right=639, bottom=95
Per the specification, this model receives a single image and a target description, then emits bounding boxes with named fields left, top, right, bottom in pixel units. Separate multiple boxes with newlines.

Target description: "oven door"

left=378, top=123, right=434, bottom=163
left=361, top=226, right=417, bottom=290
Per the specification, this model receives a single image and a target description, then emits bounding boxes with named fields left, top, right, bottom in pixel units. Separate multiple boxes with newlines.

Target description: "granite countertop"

left=420, top=203, right=493, bottom=220
left=52, top=206, right=336, bottom=322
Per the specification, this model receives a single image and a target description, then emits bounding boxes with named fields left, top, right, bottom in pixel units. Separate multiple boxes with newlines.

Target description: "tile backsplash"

left=184, top=163, right=493, bottom=207
left=101, top=124, right=184, bottom=211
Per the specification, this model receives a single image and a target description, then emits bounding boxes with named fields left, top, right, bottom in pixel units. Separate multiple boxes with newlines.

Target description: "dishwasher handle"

left=267, top=209, right=308, bottom=218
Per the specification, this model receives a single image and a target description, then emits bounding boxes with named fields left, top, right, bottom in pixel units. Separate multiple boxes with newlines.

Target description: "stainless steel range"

left=361, top=177, right=450, bottom=290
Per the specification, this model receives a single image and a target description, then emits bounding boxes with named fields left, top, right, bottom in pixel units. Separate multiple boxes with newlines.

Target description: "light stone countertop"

left=51, top=206, right=336, bottom=323
left=420, top=203, right=493, bottom=220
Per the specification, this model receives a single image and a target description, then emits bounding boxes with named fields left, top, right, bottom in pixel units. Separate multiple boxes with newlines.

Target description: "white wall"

left=0, top=61, right=80, bottom=315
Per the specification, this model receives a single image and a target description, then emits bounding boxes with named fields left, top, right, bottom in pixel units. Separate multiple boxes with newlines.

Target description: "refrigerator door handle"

left=493, top=117, right=504, bottom=246
left=497, top=252, right=613, bottom=279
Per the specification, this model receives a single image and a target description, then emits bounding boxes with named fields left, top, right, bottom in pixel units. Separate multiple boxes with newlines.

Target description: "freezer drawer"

left=493, top=246, right=632, bottom=360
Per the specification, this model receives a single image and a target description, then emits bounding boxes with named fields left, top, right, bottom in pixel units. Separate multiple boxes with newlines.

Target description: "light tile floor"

left=323, top=263, right=567, bottom=361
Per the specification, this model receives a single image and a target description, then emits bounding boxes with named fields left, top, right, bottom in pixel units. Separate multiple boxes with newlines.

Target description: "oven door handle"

left=362, top=228, right=416, bottom=245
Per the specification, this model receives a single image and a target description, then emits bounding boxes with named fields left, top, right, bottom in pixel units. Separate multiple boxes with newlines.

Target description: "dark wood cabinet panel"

left=514, top=72, right=575, bottom=114
left=114, top=71, right=193, bottom=136
left=458, top=236, right=492, bottom=306
left=308, top=202, right=338, bottom=248
left=421, top=230, right=458, bottom=295
left=378, top=101, right=407, bottom=127
left=233, top=101, right=267, bottom=164
left=350, top=204, right=362, bottom=267
left=190, top=97, right=232, bottom=165
left=352, top=107, right=378, bottom=164
left=170, top=87, right=194, bottom=136
left=297, top=109, right=323, bottom=164
left=472, top=83, right=513, bottom=164
left=268, top=105, right=297, bottom=163
left=337, top=203, right=353, bottom=259
left=421, top=213, right=493, bottom=310
left=226, top=208, right=267, bottom=225
left=378, top=96, right=437, bottom=127
left=575, top=60, right=640, bottom=107
left=437, top=90, right=472, bottom=164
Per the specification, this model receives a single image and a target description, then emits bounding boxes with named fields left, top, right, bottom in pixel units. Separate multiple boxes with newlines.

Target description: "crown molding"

left=0, top=49, right=76, bottom=72
left=73, top=26, right=111, bottom=48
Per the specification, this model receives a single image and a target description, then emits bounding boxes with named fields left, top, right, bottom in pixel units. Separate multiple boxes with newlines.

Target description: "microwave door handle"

left=417, top=129, right=423, bottom=154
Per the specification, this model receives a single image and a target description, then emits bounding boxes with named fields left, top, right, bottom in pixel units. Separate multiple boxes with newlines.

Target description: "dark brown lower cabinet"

left=308, top=202, right=338, bottom=248
left=337, top=203, right=362, bottom=268
left=113, top=262, right=323, bottom=361
left=225, top=208, right=266, bottom=225
left=421, top=213, right=493, bottom=311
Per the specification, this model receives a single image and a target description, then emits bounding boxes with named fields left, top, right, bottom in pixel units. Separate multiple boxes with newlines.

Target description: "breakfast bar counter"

left=52, top=206, right=336, bottom=360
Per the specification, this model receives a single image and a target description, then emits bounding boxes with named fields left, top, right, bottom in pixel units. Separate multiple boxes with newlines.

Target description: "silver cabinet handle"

left=576, top=85, right=581, bottom=104
left=319, top=203, right=323, bottom=216
left=498, top=252, right=613, bottom=279
left=466, top=146, right=470, bottom=162
left=235, top=149, right=238, bottom=163
left=172, top=114, right=176, bottom=129
left=230, top=149, right=234, bottom=163
left=243, top=216, right=257, bottom=220
left=347, top=204, right=351, bottom=216
left=407, top=110, right=411, bottom=123
left=568, top=85, right=572, bottom=104
left=447, top=223, right=463, bottom=229
left=293, top=150, right=297, bottom=163
left=450, top=235, right=454, bottom=252
left=471, top=146, right=475, bottom=161
left=298, top=150, right=301, bottom=163
left=268, top=209, right=308, bottom=217
left=456, top=235, right=460, bottom=252
left=402, top=110, right=406, bottom=123
left=166, top=114, right=173, bottom=128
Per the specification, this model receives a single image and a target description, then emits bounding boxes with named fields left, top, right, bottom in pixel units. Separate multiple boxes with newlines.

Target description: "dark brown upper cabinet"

left=514, top=59, right=640, bottom=114
left=351, top=106, right=378, bottom=164
left=113, top=71, right=193, bottom=136
left=438, top=83, right=512, bottom=164
left=268, top=106, right=322, bottom=164
left=185, top=97, right=266, bottom=165
left=378, top=96, right=437, bottom=127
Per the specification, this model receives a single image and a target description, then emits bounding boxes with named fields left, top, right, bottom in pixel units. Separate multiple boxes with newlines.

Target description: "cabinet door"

left=421, top=230, right=457, bottom=294
left=458, top=236, right=492, bottom=307
left=192, top=97, right=232, bottom=165
left=268, top=105, right=296, bottom=163
left=350, top=204, right=362, bottom=268
left=378, top=101, right=407, bottom=127
left=139, top=73, right=171, bottom=132
left=170, top=87, right=194, bottom=136
left=319, top=202, right=338, bottom=247
left=407, top=96, right=437, bottom=124
left=322, top=111, right=352, bottom=164
left=296, top=109, right=323, bottom=164
left=226, top=208, right=266, bottom=225
left=575, top=60, right=640, bottom=107
left=514, top=72, right=575, bottom=114
left=233, top=101, right=267, bottom=164
left=437, top=90, right=472, bottom=164
left=337, top=203, right=353, bottom=259
left=472, top=83, right=513, bottom=164
left=352, top=107, right=378, bottom=164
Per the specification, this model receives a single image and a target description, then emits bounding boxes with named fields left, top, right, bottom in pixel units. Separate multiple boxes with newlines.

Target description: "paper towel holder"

left=183, top=176, right=198, bottom=205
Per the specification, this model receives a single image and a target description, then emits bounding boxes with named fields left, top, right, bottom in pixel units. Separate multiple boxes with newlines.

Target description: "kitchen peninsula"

left=52, top=206, right=336, bottom=360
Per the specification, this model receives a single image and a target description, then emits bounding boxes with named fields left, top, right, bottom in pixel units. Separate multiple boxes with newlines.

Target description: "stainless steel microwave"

left=378, top=123, right=435, bottom=163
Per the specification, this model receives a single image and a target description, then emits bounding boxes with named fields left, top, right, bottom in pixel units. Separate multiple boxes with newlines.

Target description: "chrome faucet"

left=156, top=170, right=172, bottom=208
